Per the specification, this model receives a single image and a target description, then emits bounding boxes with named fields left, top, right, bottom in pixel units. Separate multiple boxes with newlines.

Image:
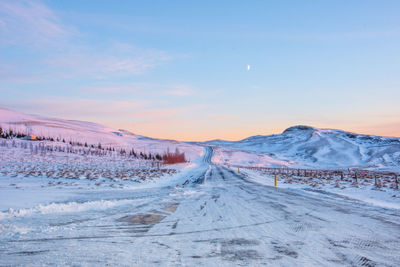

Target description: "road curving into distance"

left=1, top=146, right=400, bottom=266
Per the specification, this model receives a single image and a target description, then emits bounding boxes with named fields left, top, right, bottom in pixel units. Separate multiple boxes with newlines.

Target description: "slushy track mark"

left=8, top=220, right=278, bottom=243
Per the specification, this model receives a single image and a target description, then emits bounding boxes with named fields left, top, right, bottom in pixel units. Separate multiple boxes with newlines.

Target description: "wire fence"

left=233, top=165, right=399, bottom=190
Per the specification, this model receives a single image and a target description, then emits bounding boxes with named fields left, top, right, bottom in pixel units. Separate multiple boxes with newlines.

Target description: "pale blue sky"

left=1, top=0, right=399, bottom=140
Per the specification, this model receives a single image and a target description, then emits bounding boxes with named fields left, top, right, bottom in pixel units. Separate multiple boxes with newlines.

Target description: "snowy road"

left=1, top=147, right=400, bottom=266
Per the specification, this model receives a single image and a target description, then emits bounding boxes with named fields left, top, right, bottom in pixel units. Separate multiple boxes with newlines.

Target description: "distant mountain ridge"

left=1, top=107, right=399, bottom=171
left=206, top=125, right=400, bottom=171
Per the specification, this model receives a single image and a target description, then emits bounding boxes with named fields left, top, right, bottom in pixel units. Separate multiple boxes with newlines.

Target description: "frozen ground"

left=1, top=147, right=400, bottom=266
left=239, top=168, right=400, bottom=210
left=211, top=146, right=291, bottom=168
left=0, top=139, right=181, bottom=185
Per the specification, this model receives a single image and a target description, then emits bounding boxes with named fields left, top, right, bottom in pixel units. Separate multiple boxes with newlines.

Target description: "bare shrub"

left=162, top=148, right=186, bottom=164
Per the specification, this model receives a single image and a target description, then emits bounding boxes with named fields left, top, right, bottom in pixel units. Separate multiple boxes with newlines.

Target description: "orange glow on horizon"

left=107, top=122, right=400, bottom=142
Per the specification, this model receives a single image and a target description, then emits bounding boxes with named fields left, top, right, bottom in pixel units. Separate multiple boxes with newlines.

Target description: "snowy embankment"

left=0, top=149, right=206, bottom=224
left=211, top=146, right=292, bottom=168
left=0, top=161, right=205, bottom=220
left=0, top=141, right=206, bottom=220
left=239, top=167, right=400, bottom=210
left=0, top=139, right=179, bottom=182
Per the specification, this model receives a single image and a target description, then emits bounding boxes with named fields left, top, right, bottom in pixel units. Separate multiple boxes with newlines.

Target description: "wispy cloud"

left=1, top=98, right=147, bottom=121
left=0, top=1, right=172, bottom=81
left=46, top=44, right=171, bottom=78
left=0, top=0, right=72, bottom=46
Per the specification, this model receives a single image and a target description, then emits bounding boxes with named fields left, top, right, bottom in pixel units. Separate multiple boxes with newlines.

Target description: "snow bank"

left=211, top=147, right=292, bottom=167
left=240, top=168, right=400, bottom=210
left=0, top=199, right=136, bottom=220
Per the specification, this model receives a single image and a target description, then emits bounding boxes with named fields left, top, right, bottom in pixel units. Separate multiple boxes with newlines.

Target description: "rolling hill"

left=206, top=125, right=400, bottom=171
left=0, top=107, right=203, bottom=161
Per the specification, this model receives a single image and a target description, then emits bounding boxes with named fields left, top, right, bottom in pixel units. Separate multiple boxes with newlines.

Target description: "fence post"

left=395, top=175, right=398, bottom=190
left=275, top=175, right=277, bottom=187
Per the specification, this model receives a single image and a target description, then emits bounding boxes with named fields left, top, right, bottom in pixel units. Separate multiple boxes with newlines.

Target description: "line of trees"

left=0, top=139, right=162, bottom=160
left=0, top=127, right=28, bottom=139
left=0, top=127, right=187, bottom=164
left=0, top=127, right=52, bottom=141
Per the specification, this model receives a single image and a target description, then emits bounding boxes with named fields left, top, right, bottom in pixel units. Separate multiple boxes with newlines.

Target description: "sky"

left=0, top=0, right=399, bottom=141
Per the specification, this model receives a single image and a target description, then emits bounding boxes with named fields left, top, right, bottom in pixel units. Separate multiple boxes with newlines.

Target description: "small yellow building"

left=26, top=135, right=37, bottom=141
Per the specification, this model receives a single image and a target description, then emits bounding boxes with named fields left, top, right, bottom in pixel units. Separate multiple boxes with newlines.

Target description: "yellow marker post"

left=228, top=164, right=230, bottom=169
left=274, top=175, right=277, bottom=187
left=238, top=167, right=240, bottom=173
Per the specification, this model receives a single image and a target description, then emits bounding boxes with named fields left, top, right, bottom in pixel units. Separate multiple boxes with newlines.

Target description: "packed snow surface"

left=1, top=147, right=400, bottom=266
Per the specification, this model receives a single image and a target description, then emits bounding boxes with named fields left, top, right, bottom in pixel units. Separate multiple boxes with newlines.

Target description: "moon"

left=247, top=65, right=251, bottom=71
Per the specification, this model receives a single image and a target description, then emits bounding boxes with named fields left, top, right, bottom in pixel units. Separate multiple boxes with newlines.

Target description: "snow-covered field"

left=211, top=146, right=292, bottom=168
left=1, top=108, right=400, bottom=266
left=239, top=167, right=400, bottom=210
left=0, top=139, right=180, bottom=184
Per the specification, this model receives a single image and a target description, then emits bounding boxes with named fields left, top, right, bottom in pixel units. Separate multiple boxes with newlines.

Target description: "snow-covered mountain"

left=2, top=108, right=399, bottom=171
left=0, top=108, right=203, bottom=161
left=206, top=125, right=400, bottom=171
